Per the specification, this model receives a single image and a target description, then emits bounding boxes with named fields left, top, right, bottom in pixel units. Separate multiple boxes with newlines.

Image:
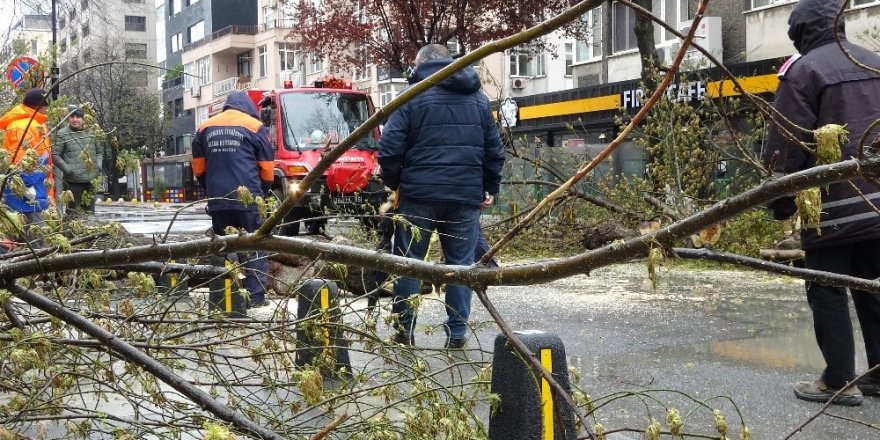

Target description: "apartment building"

left=54, top=0, right=158, bottom=92
left=161, top=0, right=258, bottom=155
left=7, top=15, right=53, bottom=60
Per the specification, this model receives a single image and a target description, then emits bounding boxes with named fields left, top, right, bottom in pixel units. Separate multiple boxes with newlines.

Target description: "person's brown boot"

left=794, top=379, right=863, bottom=406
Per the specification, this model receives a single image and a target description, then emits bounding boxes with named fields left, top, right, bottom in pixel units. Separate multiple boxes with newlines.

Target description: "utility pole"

left=49, top=0, right=59, bottom=99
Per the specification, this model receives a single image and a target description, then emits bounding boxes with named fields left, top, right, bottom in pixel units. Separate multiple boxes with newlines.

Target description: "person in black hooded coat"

left=763, top=0, right=880, bottom=406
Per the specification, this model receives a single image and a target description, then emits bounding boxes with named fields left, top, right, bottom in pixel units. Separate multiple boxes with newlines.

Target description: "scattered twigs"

left=1, top=281, right=285, bottom=440
left=309, top=413, right=348, bottom=440
left=672, top=248, right=880, bottom=293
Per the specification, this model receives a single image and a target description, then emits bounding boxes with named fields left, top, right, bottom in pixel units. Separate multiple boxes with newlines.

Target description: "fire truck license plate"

left=332, top=195, right=362, bottom=204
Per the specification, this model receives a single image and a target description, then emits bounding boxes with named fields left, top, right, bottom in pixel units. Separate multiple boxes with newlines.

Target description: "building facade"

left=161, top=0, right=258, bottom=155
left=7, top=15, right=53, bottom=60
left=55, top=0, right=158, bottom=92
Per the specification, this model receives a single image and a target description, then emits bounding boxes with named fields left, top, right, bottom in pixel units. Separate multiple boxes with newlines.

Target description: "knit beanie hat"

left=22, top=88, right=48, bottom=108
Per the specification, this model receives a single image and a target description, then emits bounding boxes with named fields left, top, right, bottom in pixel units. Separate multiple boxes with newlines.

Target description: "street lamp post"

left=49, top=0, right=59, bottom=99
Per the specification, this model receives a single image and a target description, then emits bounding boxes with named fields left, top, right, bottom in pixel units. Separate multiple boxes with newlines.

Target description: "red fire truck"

left=251, top=79, right=387, bottom=235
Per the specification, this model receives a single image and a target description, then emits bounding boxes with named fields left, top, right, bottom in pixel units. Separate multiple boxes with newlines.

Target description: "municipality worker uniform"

left=192, top=91, right=275, bottom=307
left=0, top=91, right=52, bottom=225
left=763, top=0, right=880, bottom=405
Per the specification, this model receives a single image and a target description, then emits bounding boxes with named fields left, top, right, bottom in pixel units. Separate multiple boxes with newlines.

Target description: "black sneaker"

left=248, top=299, right=271, bottom=309
left=445, top=337, right=467, bottom=350
left=392, top=331, right=414, bottom=347
left=855, top=375, right=880, bottom=396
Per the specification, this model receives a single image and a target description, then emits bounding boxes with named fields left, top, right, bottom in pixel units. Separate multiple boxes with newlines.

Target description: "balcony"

left=183, top=25, right=258, bottom=54
left=213, top=76, right=253, bottom=97
left=260, top=18, right=297, bottom=32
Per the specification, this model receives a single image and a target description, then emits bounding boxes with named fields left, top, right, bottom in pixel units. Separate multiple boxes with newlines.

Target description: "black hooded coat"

left=764, top=0, right=880, bottom=250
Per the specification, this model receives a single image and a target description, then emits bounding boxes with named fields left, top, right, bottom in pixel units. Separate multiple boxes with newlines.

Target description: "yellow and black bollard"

left=207, top=256, right=247, bottom=318
left=157, top=259, right=188, bottom=297
left=488, top=331, right=576, bottom=440
left=295, top=279, right=351, bottom=375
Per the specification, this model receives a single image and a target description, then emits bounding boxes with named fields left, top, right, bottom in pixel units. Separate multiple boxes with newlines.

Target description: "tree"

left=59, top=38, right=168, bottom=198
left=2, top=1, right=880, bottom=438
left=284, top=0, right=585, bottom=74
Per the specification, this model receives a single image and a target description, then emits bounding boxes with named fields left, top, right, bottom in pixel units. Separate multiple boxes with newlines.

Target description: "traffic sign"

left=6, top=57, right=40, bottom=89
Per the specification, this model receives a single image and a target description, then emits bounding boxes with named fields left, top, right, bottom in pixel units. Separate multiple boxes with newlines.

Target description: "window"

left=263, top=5, right=275, bottom=29
left=186, top=0, right=200, bottom=5
left=70, top=32, right=78, bottom=46
left=751, top=0, right=794, bottom=8
left=565, top=43, right=573, bottom=76
left=59, top=17, right=66, bottom=30
left=258, top=45, right=267, bottom=78
left=509, top=45, right=545, bottom=77
left=81, top=0, right=88, bottom=9
left=195, top=56, right=210, bottom=85
left=173, top=98, right=184, bottom=118
left=308, top=54, right=323, bottom=74
left=125, top=43, right=148, bottom=59
left=82, top=48, right=91, bottom=63
left=853, top=0, right=879, bottom=6
left=612, top=1, right=638, bottom=53
left=170, top=33, right=183, bottom=52
left=183, top=62, right=195, bottom=89
left=125, top=16, right=147, bottom=32
left=679, top=0, right=693, bottom=22
left=69, top=9, right=77, bottom=21
left=188, top=20, right=204, bottom=43
left=170, top=0, right=181, bottom=15
left=576, top=8, right=602, bottom=62
left=60, top=40, right=67, bottom=53
left=237, top=52, right=252, bottom=78
left=82, top=23, right=89, bottom=37
left=279, top=43, right=297, bottom=71
left=379, top=83, right=404, bottom=107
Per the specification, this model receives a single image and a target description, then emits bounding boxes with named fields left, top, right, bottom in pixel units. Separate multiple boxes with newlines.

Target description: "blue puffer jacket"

left=379, top=59, right=505, bottom=206
left=4, top=155, right=50, bottom=213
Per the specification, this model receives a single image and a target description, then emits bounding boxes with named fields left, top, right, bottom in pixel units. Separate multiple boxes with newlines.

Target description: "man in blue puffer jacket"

left=379, top=44, right=505, bottom=349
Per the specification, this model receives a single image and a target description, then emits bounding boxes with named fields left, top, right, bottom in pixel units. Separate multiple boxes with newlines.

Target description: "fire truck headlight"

left=288, top=181, right=301, bottom=195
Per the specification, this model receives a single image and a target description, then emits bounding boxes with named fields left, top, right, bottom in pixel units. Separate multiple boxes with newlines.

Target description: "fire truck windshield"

left=279, top=92, right=377, bottom=151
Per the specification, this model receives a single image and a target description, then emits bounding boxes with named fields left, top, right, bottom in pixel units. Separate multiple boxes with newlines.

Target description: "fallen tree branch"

left=1, top=281, right=285, bottom=440
left=672, top=248, right=880, bottom=292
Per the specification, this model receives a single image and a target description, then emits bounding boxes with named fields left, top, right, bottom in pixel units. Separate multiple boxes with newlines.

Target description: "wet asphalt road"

left=93, top=202, right=880, bottom=439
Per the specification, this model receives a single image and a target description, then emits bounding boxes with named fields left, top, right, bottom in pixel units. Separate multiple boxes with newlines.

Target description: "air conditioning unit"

left=190, top=86, right=201, bottom=98
left=510, top=77, right=528, bottom=90
left=678, top=16, right=723, bottom=70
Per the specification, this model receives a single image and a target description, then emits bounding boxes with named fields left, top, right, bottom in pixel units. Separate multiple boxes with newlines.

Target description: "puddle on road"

left=707, top=324, right=869, bottom=372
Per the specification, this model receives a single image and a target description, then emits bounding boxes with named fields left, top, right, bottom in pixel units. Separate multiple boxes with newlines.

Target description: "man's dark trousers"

left=392, top=200, right=479, bottom=340
left=65, top=181, right=96, bottom=214
left=805, top=238, right=880, bottom=388
left=210, top=209, right=269, bottom=304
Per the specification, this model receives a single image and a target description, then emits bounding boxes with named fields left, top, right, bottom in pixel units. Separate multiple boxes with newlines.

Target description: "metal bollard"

left=207, top=256, right=247, bottom=318
left=295, top=279, right=351, bottom=375
left=157, top=259, right=188, bottom=297
left=488, top=330, right=576, bottom=440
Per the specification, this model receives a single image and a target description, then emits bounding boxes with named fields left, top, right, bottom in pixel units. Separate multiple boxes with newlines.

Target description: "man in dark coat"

left=764, top=0, right=880, bottom=406
left=192, top=91, right=275, bottom=308
left=379, top=44, right=505, bottom=348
